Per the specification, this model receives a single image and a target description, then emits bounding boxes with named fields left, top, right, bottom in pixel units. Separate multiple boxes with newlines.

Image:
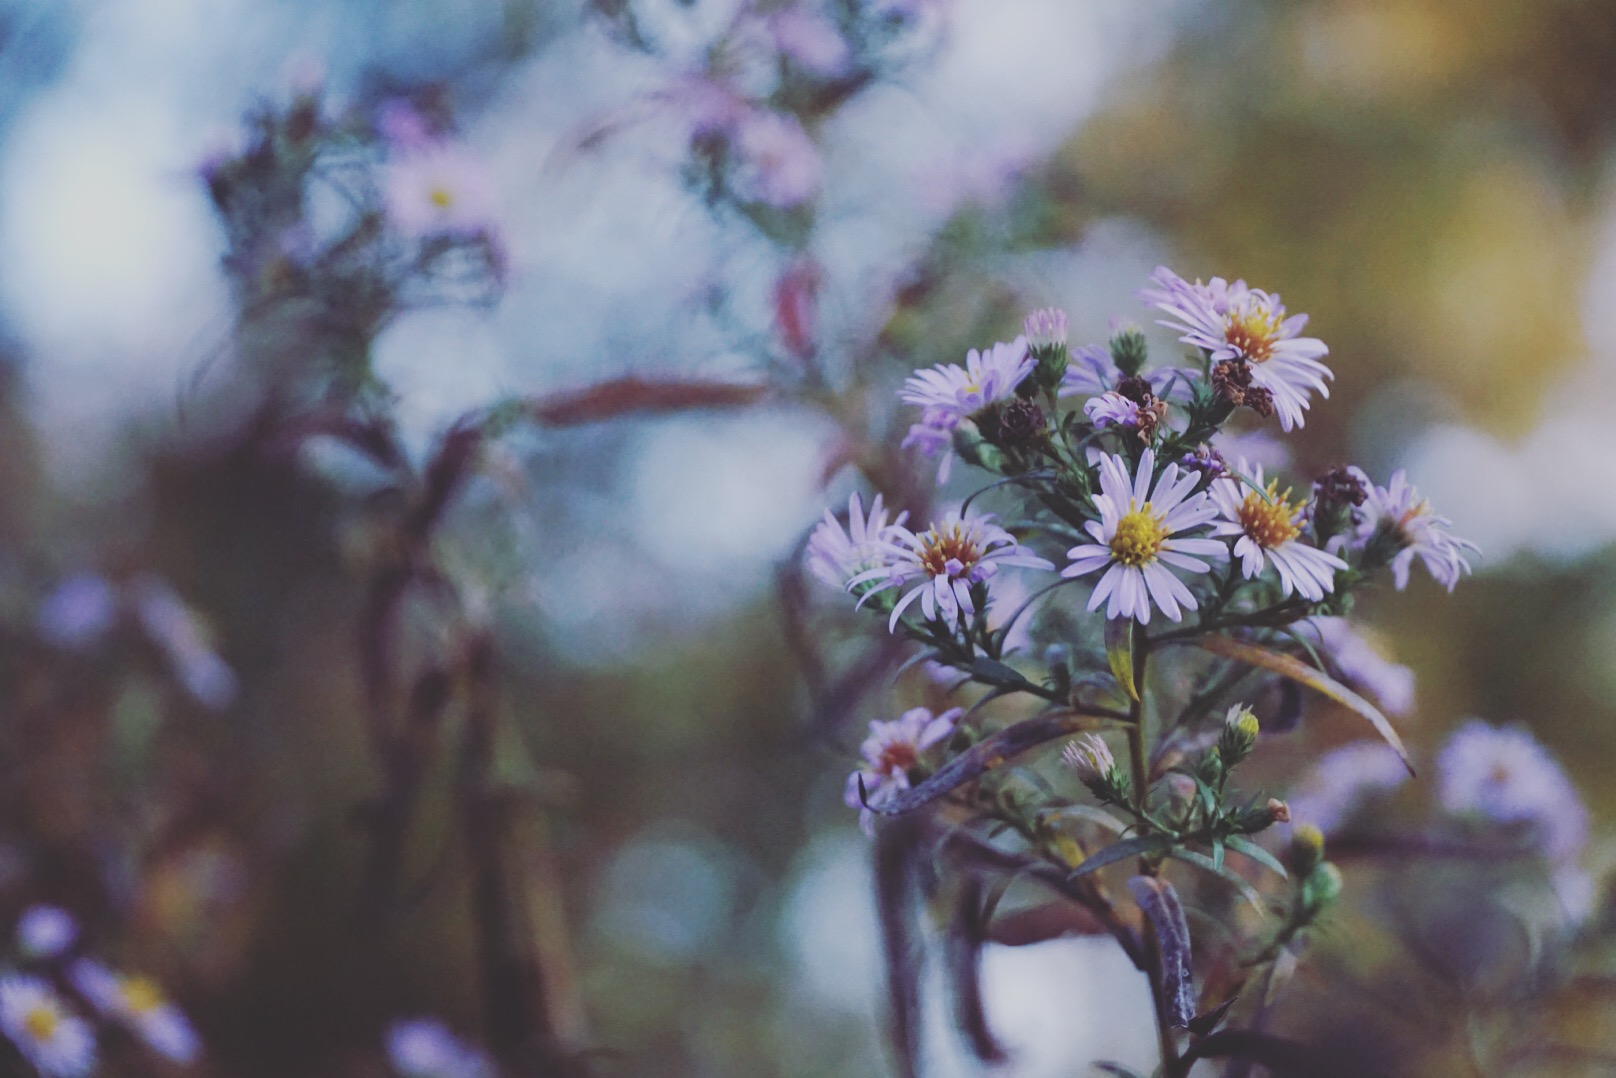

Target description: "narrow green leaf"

left=1211, top=837, right=1225, bottom=872
left=1197, top=636, right=1413, bottom=774
left=1225, top=835, right=1289, bottom=880
left=1105, top=618, right=1138, bottom=701
left=1068, top=833, right=1174, bottom=878
left=1170, top=848, right=1268, bottom=914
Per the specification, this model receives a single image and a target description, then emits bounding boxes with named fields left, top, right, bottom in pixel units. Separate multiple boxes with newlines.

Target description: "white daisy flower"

left=1142, top=266, right=1333, bottom=431
left=1062, top=448, right=1226, bottom=624
left=0, top=974, right=95, bottom=1077
left=804, top=492, right=908, bottom=591
left=1356, top=469, right=1478, bottom=591
left=1210, top=463, right=1347, bottom=601
left=69, top=960, right=199, bottom=1064
left=850, top=511, right=1053, bottom=633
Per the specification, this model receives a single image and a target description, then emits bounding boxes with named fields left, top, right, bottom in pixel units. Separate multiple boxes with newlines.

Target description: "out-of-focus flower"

left=0, top=974, right=94, bottom=1077
left=384, top=142, right=498, bottom=239
left=386, top=1018, right=492, bottom=1078
left=767, top=8, right=851, bottom=76
left=36, top=574, right=117, bottom=650
left=1355, top=470, right=1478, bottom=591
left=1302, top=617, right=1415, bottom=718
left=15, top=907, right=76, bottom=961
left=1209, top=463, right=1346, bottom=601
left=1023, top=307, right=1068, bottom=352
left=731, top=110, right=821, bottom=208
left=130, top=577, right=237, bottom=710
left=805, top=492, right=908, bottom=591
left=843, top=707, right=962, bottom=831
left=1286, top=741, right=1410, bottom=835
left=1142, top=267, right=1332, bottom=431
left=70, top=960, right=199, bottom=1064
left=849, top=511, right=1053, bottom=632
left=1062, top=448, right=1225, bottom=624
left=899, top=407, right=959, bottom=482
left=376, top=99, right=434, bottom=150
left=900, top=337, right=1032, bottom=426
left=1437, top=719, right=1588, bottom=864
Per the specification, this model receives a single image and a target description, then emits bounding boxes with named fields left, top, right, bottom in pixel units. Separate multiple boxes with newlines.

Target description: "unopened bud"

left=1217, top=704, right=1260, bottom=765
left=1063, top=733, right=1129, bottom=803
left=1288, top=823, right=1325, bottom=875
left=1301, top=861, right=1344, bottom=911
left=1024, top=308, right=1070, bottom=391
left=1109, top=322, right=1149, bottom=376
left=1266, top=798, right=1291, bottom=824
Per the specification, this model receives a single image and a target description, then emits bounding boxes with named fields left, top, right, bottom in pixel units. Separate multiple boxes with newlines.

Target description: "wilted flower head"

left=1356, top=470, right=1477, bottom=591
left=70, top=960, right=199, bottom=1064
left=1210, top=463, right=1346, bottom=601
left=850, top=511, right=1053, bottom=632
left=1286, top=741, right=1411, bottom=835
left=384, top=141, right=498, bottom=239
left=15, top=907, right=76, bottom=961
left=1062, top=448, right=1226, bottom=624
left=844, top=707, right=963, bottom=830
left=1437, top=719, right=1587, bottom=863
left=1142, top=267, right=1332, bottom=431
left=386, top=1018, right=493, bottom=1078
left=732, top=110, right=821, bottom=208
left=1023, top=307, right=1068, bottom=351
left=0, top=974, right=94, bottom=1077
left=804, top=492, right=908, bottom=591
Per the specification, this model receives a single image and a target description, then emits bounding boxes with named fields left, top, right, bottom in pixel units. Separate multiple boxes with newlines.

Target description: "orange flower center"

left=1110, top=505, right=1168, bottom=568
left=877, top=741, right=918, bottom=775
left=1238, top=483, right=1301, bottom=548
left=1224, top=306, right=1283, bottom=362
left=917, top=524, right=982, bottom=579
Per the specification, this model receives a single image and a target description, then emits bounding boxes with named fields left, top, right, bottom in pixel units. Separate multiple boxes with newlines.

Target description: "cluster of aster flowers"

left=0, top=907, right=200, bottom=1076
left=803, top=268, right=1486, bottom=1074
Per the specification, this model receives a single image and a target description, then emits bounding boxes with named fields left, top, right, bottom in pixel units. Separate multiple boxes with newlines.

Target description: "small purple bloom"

left=1437, top=719, right=1588, bottom=864
left=804, top=492, right=908, bottom=591
left=1023, top=307, right=1068, bottom=351
left=844, top=707, right=963, bottom=832
left=36, top=574, right=117, bottom=649
left=15, top=907, right=76, bottom=961
left=732, top=110, right=821, bottom=208
left=1286, top=741, right=1410, bottom=835
left=1355, top=469, right=1478, bottom=591
left=1302, top=617, right=1415, bottom=718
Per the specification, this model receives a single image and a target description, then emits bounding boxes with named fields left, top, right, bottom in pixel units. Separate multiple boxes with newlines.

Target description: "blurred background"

left=1, top=0, right=1616, bottom=1075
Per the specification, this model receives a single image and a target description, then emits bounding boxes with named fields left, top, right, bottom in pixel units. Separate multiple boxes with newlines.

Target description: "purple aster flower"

left=36, top=574, right=117, bottom=649
left=1062, top=448, right=1226, bottom=624
left=70, top=960, right=199, bottom=1065
left=1355, top=469, right=1478, bottom=591
left=899, top=406, right=960, bottom=483
left=1058, top=345, right=1193, bottom=403
left=1083, top=391, right=1141, bottom=428
left=843, top=706, right=963, bottom=831
left=732, top=110, right=821, bottom=208
left=901, top=337, right=1033, bottom=422
left=1286, top=741, right=1410, bottom=835
left=1209, top=462, right=1347, bottom=602
left=805, top=492, right=908, bottom=591
left=849, top=510, right=1054, bottom=632
left=1438, top=719, right=1588, bottom=864
left=384, top=141, right=498, bottom=240
left=1302, top=617, right=1415, bottom=718
left=1142, top=267, right=1333, bottom=432
left=766, top=8, right=851, bottom=76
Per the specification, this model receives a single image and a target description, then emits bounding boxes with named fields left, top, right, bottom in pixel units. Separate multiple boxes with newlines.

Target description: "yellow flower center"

left=428, top=185, right=454, bottom=210
left=1237, top=483, right=1301, bottom=548
left=918, top=523, right=982, bottom=579
left=120, top=976, right=164, bottom=1015
left=1224, top=305, right=1283, bottom=362
left=1109, top=504, right=1168, bottom=568
left=23, top=1004, right=58, bottom=1042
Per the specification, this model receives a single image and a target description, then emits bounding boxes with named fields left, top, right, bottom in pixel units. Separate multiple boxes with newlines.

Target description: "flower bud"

left=1301, top=861, right=1344, bottom=912
left=1063, top=733, right=1129, bottom=803
left=1266, top=797, right=1291, bottom=824
left=1287, top=823, right=1325, bottom=875
left=1024, top=307, right=1069, bottom=391
left=1108, top=322, right=1149, bottom=376
left=1217, top=704, right=1260, bottom=766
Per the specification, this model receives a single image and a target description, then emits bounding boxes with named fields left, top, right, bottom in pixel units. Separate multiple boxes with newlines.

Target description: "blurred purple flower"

left=15, top=906, right=76, bottom=961
left=805, top=491, right=908, bottom=591
left=386, top=1018, right=492, bottom=1078
left=1355, top=470, right=1478, bottom=591
left=767, top=8, right=851, bottom=76
left=1286, top=741, right=1410, bottom=835
left=844, top=706, right=963, bottom=832
left=130, top=577, right=237, bottom=710
left=384, top=142, right=498, bottom=239
left=732, top=109, right=821, bottom=208
left=36, top=574, right=117, bottom=649
left=0, top=973, right=94, bottom=1077
left=1438, top=719, right=1588, bottom=864
left=899, top=407, right=958, bottom=483
left=70, top=960, right=199, bottom=1065
left=1302, top=616, right=1415, bottom=718
left=376, top=99, right=434, bottom=151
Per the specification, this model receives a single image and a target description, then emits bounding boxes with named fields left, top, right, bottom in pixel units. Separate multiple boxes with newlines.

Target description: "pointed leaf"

left=1170, top=848, right=1268, bottom=915
left=1105, top=618, right=1138, bottom=700
left=1211, top=837, right=1225, bottom=872
left=1128, top=875, right=1197, bottom=1027
left=1197, top=636, right=1413, bottom=774
left=1069, top=833, right=1174, bottom=878
left=1224, top=835, right=1288, bottom=880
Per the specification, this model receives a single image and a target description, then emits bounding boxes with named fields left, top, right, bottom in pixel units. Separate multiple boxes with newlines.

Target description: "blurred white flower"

left=0, top=974, right=95, bottom=1077
left=70, top=960, right=199, bottom=1064
left=386, top=1018, right=492, bottom=1078
left=15, top=907, right=77, bottom=961
left=384, top=142, right=498, bottom=239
